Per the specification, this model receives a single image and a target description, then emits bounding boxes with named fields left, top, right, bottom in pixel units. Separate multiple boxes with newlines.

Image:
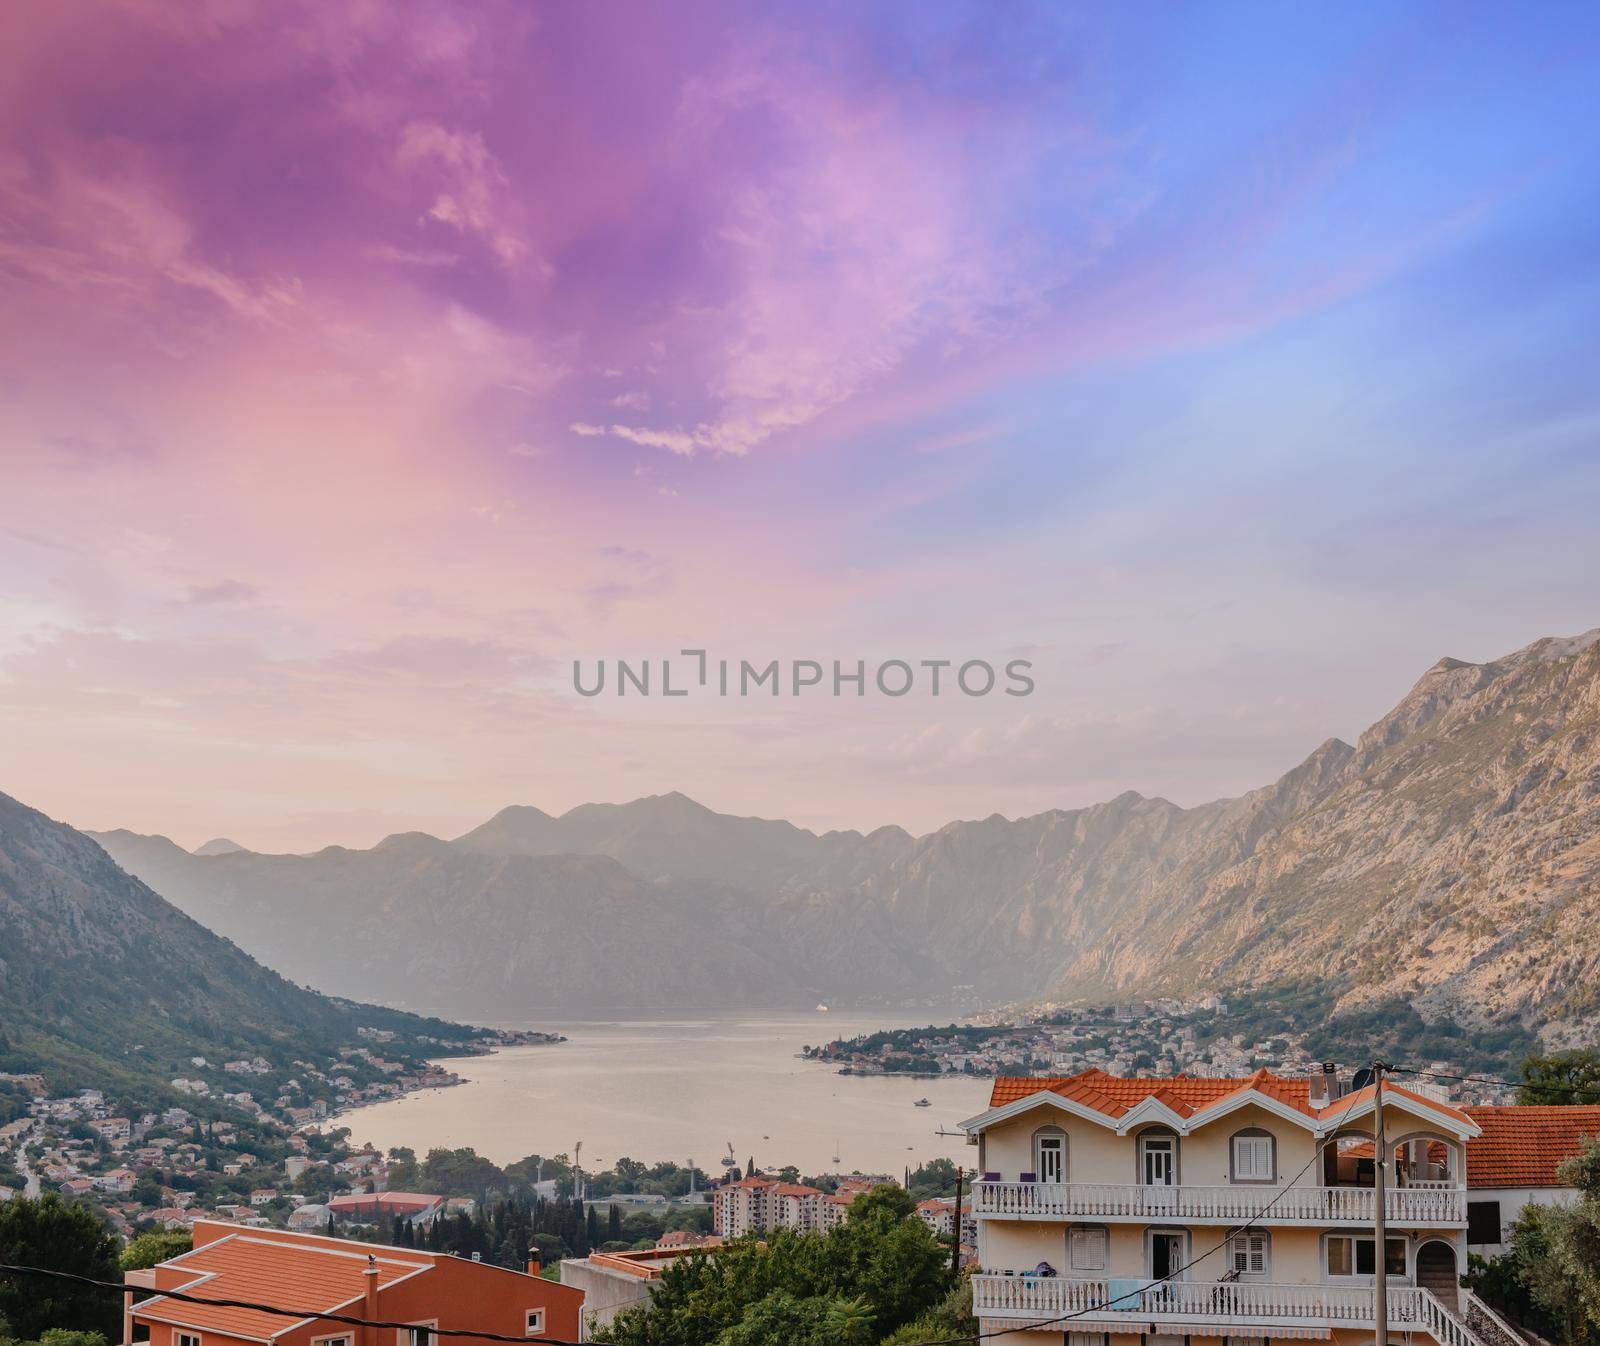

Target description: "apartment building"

left=961, top=1067, right=1489, bottom=1346
left=712, top=1176, right=857, bottom=1237
left=127, top=1219, right=583, bottom=1346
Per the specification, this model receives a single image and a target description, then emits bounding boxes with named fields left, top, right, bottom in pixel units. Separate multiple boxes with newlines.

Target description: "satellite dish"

left=1351, top=1067, right=1375, bottom=1092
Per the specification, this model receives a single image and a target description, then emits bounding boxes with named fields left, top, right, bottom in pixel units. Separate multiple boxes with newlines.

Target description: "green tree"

left=826, top=1294, right=877, bottom=1346
left=1520, top=1050, right=1600, bottom=1106
left=0, top=1195, right=120, bottom=1340
left=33, top=1332, right=110, bottom=1346
left=1507, top=1135, right=1600, bottom=1345
left=596, top=1185, right=949, bottom=1346
left=121, top=1229, right=193, bottom=1271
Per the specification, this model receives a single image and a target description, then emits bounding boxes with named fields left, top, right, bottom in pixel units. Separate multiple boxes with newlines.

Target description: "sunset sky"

left=4, top=1, right=1600, bottom=851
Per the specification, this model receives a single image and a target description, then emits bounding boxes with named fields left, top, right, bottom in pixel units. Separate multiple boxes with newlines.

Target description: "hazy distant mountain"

left=92, top=630, right=1600, bottom=1041
left=194, top=837, right=246, bottom=856
left=0, top=792, right=477, bottom=1099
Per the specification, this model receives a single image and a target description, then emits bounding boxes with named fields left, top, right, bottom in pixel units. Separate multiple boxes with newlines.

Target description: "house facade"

left=961, top=1068, right=1486, bottom=1346
left=128, top=1219, right=583, bottom=1346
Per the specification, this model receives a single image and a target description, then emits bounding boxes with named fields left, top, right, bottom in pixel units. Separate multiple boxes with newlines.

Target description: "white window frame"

left=398, top=1322, right=438, bottom=1346
left=177, top=1335, right=203, bottom=1346
left=525, top=1308, right=546, bottom=1337
left=1069, top=1225, right=1108, bottom=1272
left=312, top=1336, right=353, bottom=1346
left=1232, top=1133, right=1275, bottom=1183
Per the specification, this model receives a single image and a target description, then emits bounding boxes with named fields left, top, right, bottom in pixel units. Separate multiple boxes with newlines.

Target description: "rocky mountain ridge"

left=0, top=791, right=483, bottom=1099
left=90, top=630, right=1600, bottom=1041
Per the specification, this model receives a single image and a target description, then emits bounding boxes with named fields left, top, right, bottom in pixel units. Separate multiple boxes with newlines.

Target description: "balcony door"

left=1142, top=1136, right=1175, bottom=1186
left=1149, top=1230, right=1187, bottom=1283
left=1035, top=1131, right=1066, bottom=1186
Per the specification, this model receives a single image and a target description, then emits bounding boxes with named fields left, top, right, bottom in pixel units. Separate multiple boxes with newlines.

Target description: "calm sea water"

left=338, top=1011, right=989, bottom=1178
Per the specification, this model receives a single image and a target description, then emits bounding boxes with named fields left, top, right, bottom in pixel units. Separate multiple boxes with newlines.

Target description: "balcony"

left=972, top=1180, right=1464, bottom=1227
left=971, top=1277, right=1480, bottom=1346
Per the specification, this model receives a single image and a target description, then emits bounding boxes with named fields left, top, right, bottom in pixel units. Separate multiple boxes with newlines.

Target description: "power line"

left=1389, top=1064, right=1600, bottom=1100
left=910, top=1076, right=1373, bottom=1346
left=0, top=1259, right=581, bottom=1346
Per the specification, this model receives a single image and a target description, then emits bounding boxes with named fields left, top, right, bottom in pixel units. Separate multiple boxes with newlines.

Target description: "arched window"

left=1032, top=1125, right=1068, bottom=1185
left=1230, top=1128, right=1277, bottom=1184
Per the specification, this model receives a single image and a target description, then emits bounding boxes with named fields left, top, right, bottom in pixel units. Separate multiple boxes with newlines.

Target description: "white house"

left=961, top=1067, right=1487, bottom=1346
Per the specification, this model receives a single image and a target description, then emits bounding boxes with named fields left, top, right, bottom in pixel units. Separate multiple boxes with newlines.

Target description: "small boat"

left=914, top=1098, right=931, bottom=1107
left=816, top=1003, right=829, bottom=1012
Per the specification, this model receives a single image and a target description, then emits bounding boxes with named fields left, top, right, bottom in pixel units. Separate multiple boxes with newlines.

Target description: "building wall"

left=1466, top=1186, right=1582, bottom=1255
left=982, top=1103, right=1322, bottom=1187
left=560, top=1259, right=657, bottom=1332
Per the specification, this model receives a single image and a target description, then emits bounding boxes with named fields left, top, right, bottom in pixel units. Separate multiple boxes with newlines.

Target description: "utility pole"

left=951, top=1164, right=964, bottom=1277
left=1373, top=1062, right=1389, bottom=1346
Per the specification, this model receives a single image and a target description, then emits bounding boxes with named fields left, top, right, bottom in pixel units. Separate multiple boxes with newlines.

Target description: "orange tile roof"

left=137, top=1232, right=432, bottom=1341
left=988, top=1067, right=1313, bottom=1117
left=1464, top=1105, right=1600, bottom=1188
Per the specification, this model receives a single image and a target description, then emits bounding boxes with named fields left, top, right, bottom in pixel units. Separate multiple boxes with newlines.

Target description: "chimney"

left=1320, top=1062, right=1340, bottom=1106
left=362, top=1254, right=379, bottom=1346
left=526, top=1247, right=541, bottom=1277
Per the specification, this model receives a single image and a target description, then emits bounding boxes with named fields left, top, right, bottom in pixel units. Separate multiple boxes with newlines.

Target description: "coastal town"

left=804, top=998, right=1526, bottom=1106
left=0, top=1027, right=562, bottom=1238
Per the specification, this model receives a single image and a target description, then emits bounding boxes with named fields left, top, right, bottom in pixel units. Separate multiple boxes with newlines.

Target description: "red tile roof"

left=988, top=1068, right=1477, bottom=1132
left=139, top=1232, right=431, bottom=1340
left=988, top=1067, right=1314, bottom=1117
left=1464, top=1105, right=1600, bottom=1188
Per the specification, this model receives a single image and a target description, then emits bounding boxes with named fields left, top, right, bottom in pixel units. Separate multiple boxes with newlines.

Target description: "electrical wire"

left=0, top=1258, right=581, bottom=1345
left=1389, top=1064, right=1600, bottom=1101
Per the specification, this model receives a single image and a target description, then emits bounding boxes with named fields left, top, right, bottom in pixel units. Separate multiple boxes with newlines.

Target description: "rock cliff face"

left=91, top=631, right=1600, bottom=1038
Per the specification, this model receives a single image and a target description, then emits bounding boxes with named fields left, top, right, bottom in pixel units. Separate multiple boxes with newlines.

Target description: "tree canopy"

left=1503, top=1135, right=1600, bottom=1346
left=1520, top=1050, right=1600, bottom=1106
left=596, top=1184, right=952, bottom=1346
left=0, top=1196, right=120, bottom=1341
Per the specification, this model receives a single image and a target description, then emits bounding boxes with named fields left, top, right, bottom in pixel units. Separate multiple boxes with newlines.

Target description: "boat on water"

left=914, top=1098, right=931, bottom=1107
left=816, top=1003, right=829, bottom=1012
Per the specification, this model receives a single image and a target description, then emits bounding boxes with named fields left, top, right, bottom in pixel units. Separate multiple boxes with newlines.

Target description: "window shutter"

left=1235, top=1135, right=1272, bottom=1180
left=1071, top=1226, right=1108, bottom=1271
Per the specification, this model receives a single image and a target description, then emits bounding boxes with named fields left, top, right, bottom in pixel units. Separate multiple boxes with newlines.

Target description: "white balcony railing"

left=973, top=1180, right=1465, bottom=1225
left=972, top=1277, right=1480, bottom=1346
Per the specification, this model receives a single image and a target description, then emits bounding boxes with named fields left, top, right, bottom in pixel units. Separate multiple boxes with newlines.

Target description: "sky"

left=3, top=0, right=1600, bottom=852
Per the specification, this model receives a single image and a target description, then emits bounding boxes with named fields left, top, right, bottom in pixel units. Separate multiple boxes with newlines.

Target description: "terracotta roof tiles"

left=988, top=1068, right=1314, bottom=1117
left=139, top=1233, right=431, bottom=1341
left=1464, top=1105, right=1600, bottom=1188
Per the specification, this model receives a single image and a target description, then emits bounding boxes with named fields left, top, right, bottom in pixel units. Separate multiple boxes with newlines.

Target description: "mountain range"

left=90, top=630, right=1600, bottom=1044
left=0, top=790, right=481, bottom=1101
